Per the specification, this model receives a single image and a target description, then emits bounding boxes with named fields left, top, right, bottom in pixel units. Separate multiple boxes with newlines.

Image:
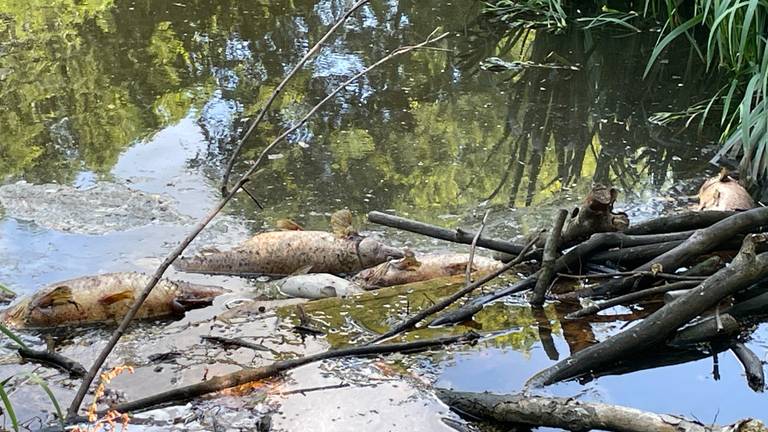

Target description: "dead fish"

left=353, top=251, right=504, bottom=290
left=2, top=272, right=227, bottom=328
left=175, top=210, right=403, bottom=276
left=697, top=169, right=755, bottom=211
left=277, top=273, right=362, bottom=299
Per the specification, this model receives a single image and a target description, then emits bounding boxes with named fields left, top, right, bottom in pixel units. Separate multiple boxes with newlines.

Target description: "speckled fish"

left=174, top=210, right=403, bottom=276
left=697, top=169, right=755, bottom=211
left=277, top=273, right=363, bottom=299
left=352, top=251, right=504, bottom=290
left=1, top=272, right=227, bottom=328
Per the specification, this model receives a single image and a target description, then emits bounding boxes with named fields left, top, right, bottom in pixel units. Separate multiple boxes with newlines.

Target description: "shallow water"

left=0, top=0, right=763, bottom=430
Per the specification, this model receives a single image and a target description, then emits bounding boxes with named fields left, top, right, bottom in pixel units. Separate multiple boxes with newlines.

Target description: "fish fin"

left=331, top=209, right=356, bottom=238
left=395, top=249, right=421, bottom=271
left=290, top=264, right=314, bottom=276
left=276, top=219, right=304, bottom=231
left=32, top=285, right=74, bottom=308
left=98, top=289, right=135, bottom=305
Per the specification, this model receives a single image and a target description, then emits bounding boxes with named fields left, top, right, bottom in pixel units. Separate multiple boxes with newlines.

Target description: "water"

left=0, top=0, right=762, bottom=430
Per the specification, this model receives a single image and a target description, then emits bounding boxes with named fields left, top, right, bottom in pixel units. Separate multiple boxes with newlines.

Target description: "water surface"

left=0, top=0, right=760, bottom=430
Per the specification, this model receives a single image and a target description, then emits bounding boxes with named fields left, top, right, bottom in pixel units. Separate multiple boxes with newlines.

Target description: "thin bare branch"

left=220, top=0, right=371, bottom=196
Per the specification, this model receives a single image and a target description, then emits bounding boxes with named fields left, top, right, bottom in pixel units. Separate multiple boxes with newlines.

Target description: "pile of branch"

left=366, top=191, right=768, bottom=391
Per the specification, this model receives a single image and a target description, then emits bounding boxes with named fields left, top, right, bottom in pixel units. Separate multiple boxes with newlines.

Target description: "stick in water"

left=465, top=210, right=490, bottom=286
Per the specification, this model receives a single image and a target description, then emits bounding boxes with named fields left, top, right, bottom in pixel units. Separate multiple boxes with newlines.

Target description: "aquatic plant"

left=486, top=0, right=768, bottom=183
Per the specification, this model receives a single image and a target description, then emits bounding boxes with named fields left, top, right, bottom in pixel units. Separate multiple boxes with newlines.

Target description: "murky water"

left=0, top=0, right=762, bottom=430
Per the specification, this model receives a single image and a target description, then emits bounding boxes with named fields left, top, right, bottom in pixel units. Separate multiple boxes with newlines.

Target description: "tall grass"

left=486, top=0, right=768, bottom=182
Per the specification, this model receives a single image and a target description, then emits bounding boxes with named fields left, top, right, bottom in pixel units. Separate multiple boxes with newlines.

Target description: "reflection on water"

left=0, top=0, right=761, bottom=429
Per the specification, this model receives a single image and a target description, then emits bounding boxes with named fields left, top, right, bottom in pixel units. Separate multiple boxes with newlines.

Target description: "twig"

left=531, top=209, right=568, bottom=306
left=368, top=236, right=539, bottom=345
left=465, top=210, right=490, bottom=285
left=556, top=271, right=707, bottom=281
left=563, top=280, right=701, bottom=319
left=220, top=0, right=371, bottom=196
left=275, top=383, right=351, bottom=396
left=106, top=333, right=479, bottom=414
left=201, top=335, right=271, bottom=352
left=17, top=347, right=86, bottom=378
left=65, top=31, right=451, bottom=420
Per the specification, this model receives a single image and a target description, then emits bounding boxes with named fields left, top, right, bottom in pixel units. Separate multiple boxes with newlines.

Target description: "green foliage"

left=25, top=373, right=64, bottom=428
left=0, top=324, right=27, bottom=350
left=0, top=377, right=19, bottom=432
left=486, top=0, right=768, bottom=182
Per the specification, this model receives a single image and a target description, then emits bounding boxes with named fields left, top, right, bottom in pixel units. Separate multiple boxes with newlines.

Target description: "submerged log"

left=529, top=234, right=768, bottom=386
left=436, top=389, right=766, bottom=432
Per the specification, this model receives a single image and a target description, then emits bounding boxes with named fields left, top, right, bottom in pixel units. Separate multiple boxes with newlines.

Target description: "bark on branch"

left=529, top=234, right=768, bottom=386
left=436, top=389, right=766, bottom=432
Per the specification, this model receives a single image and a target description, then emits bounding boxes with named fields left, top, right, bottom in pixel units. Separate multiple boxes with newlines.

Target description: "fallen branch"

left=731, top=342, right=765, bottom=392
left=17, top=347, right=86, bottom=378
left=367, top=211, right=528, bottom=256
left=220, top=0, right=371, bottom=195
left=573, top=207, right=768, bottom=299
left=435, top=389, right=766, bottom=432
left=108, top=332, right=479, bottom=414
left=563, top=280, right=701, bottom=319
left=531, top=209, right=568, bottom=306
left=587, top=240, right=685, bottom=267
left=528, top=234, right=768, bottom=386
left=624, top=211, right=737, bottom=235
left=368, top=236, right=539, bottom=344
left=65, top=31, right=451, bottom=420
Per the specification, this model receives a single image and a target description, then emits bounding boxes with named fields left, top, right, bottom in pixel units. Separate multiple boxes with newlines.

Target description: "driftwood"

left=564, top=280, right=701, bottom=319
left=17, top=347, right=87, bottom=378
left=436, top=389, right=766, bottom=432
left=569, top=207, right=768, bottom=299
left=529, top=234, right=768, bottom=386
left=531, top=209, right=568, bottom=306
left=107, top=333, right=478, bottom=414
left=731, top=342, right=765, bottom=392
left=65, top=32, right=451, bottom=419
left=624, top=211, right=735, bottom=235
left=367, top=211, right=527, bottom=256
left=368, top=237, right=538, bottom=344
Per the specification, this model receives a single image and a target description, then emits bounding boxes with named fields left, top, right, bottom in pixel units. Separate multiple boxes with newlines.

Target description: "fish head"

left=356, top=238, right=404, bottom=267
left=174, top=282, right=229, bottom=310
